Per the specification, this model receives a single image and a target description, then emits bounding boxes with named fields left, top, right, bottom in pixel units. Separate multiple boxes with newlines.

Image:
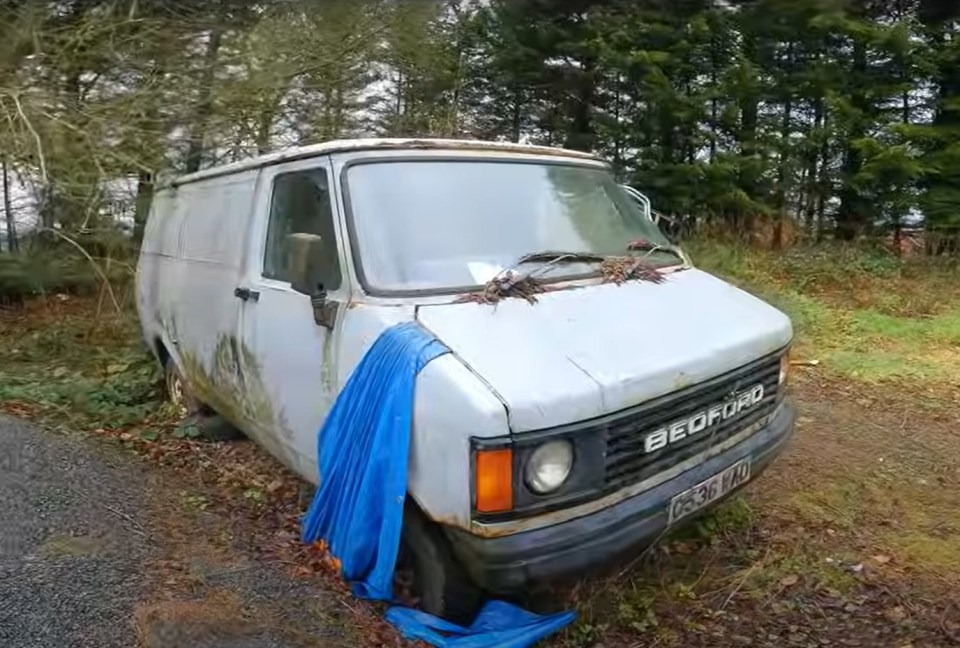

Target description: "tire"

left=163, top=356, right=205, bottom=417
left=163, top=357, right=244, bottom=442
left=402, top=503, right=483, bottom=626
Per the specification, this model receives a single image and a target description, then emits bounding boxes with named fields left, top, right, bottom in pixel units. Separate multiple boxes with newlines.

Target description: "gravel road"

left=0, top=416, right=156, bottom=648
left=0, top=417, right=349, bottom=648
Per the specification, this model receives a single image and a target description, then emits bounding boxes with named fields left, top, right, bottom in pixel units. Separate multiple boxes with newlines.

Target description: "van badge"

left=643, top=384, right=765, bottom=454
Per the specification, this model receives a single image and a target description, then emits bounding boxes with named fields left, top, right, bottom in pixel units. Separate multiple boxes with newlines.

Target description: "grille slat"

left=600, top=352, right=783, bottom=490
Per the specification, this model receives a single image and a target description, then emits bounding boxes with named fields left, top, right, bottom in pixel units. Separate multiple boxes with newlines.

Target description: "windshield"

left=345, top=159, right=676, bottom=294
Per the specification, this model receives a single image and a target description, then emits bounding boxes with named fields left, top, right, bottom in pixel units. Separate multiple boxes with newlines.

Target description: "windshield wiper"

left=626, top=238, right=687, bottom=264
left=515, top=250, right=607, bottom=265
left=486, top=250, right=607, bottom=293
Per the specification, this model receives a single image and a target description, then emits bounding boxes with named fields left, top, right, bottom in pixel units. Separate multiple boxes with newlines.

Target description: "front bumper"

left=447, top=399, right=797, bottom=592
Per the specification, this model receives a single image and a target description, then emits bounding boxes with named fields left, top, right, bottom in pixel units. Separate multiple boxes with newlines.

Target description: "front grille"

left=603, top=351, right=783, bottom=491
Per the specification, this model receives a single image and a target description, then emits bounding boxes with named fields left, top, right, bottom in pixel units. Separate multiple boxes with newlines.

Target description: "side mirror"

left=287, top=233, right=338, bottom=329
left=287, top=232, right=326, bottom=296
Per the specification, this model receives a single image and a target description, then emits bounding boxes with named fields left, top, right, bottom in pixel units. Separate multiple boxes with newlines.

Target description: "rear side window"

left=263, top=169, right=342, bottom=289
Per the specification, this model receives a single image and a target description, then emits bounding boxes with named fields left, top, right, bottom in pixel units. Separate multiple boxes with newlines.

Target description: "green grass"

left=689, top=241, right=960, bottom=383
left=0, top=300, right=168, bottom=431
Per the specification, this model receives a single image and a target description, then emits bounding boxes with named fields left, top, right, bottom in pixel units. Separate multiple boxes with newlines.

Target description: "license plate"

left=668, top=458, right=751, bottom=525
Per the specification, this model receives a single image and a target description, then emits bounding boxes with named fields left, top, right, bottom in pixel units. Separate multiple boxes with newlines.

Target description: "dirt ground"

left=1, top=248, right=958, bottom=647
left=555, top=374, right=960, bottom=647
left=7, top=371, right=954, bottom=648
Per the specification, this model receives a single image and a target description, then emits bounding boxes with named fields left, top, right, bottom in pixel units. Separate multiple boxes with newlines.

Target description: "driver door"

left=235, top=156, right=348, bottom=482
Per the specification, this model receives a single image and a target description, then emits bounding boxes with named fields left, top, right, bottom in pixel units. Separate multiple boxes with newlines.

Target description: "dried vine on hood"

left=456, top=271, right=544, bottom=305
left=600, top=256, right=666, bottom=285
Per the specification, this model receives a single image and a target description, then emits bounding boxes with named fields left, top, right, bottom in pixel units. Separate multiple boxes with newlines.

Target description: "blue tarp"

left=386, top=602, right=577, bottom=648
left=301, top=321, right=576, bottom=647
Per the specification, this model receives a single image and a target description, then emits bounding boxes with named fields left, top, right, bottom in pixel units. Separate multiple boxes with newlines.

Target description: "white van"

left=136, top=138, right=796, bottom=621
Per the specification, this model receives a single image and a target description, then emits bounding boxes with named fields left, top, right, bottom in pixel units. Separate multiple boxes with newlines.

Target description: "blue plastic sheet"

left=301, top=321, right=576, bottom=647
left=386, top=601, right=577, bottom=648
left=301, top=321, right=448, bottom=600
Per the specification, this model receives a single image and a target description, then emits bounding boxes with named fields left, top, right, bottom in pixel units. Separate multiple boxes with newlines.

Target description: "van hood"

left=416, top=268, right=792, bottom=432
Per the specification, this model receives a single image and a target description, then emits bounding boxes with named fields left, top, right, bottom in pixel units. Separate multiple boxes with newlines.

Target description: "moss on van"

left=160, top=312, right=291, bottom=440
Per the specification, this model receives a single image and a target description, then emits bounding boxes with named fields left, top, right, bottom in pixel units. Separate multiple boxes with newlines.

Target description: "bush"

left=0, top=248, right=131, bottom=305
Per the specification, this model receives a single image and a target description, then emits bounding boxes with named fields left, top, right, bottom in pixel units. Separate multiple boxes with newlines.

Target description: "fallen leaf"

left=885, top=606, right=907, bottom=623
left=872, top=554, right=891, bottom=564
left=780, top=574, right=799, bottom=587
left=673, top=541, right=695, bottom=555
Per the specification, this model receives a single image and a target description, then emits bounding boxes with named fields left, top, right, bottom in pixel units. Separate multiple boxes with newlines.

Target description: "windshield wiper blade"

left=489, top=251, right=607, bottom=290
left=515, top=250, right=607, bottom=265
left=626, top=238, right=687, bottom=263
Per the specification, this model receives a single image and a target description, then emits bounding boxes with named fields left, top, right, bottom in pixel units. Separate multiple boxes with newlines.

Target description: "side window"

left=263, top=169, right=342, bottom=289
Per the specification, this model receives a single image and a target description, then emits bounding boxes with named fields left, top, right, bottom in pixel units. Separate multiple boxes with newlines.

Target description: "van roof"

left=168, top=138, right=603, bottom=187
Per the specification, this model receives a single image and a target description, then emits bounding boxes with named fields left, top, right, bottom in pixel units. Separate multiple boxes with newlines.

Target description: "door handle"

left=234, top=287, right=260, bottom=302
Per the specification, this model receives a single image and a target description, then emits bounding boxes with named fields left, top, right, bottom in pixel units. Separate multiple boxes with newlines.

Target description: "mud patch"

left=38, top=531, right=112, bottom=558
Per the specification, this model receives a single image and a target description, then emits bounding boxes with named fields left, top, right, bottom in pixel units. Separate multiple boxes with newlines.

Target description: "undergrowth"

left=689, top=241, right=960, bottom=384
left=2, top=242, right=959, bottom=648
left=0, top=296, right=167, bottom=432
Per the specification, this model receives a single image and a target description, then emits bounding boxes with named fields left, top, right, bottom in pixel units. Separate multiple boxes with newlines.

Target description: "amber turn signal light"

left=475, top=448, right=513, bottom=513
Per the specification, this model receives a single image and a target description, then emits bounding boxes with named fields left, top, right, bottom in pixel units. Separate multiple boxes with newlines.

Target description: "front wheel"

left=401, top=503, right=482, bottom=626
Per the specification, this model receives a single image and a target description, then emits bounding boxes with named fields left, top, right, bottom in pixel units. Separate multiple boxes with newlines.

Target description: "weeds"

left=691, top=241, right=960, bottom=384
left=0, top=296, right=167, bottom=432
left=2, top=244, right=959, bottom=647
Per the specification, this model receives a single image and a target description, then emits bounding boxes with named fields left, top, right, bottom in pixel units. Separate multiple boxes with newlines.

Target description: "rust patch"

left=673, top=372, right=694, bottom=390
left=431, top=513, right=473, bottom=533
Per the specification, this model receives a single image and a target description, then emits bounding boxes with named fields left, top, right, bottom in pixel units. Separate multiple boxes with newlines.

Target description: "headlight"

left=779, top=351, right=790, bottom=385
left=525, top=440, right=574, bottom=494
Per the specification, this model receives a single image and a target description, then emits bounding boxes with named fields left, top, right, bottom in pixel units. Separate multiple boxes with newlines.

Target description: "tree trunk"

left=184, top=27, right=224, bottom=174
left=709, top=34, right=719, bottom=163
left=773, top=43, right=794, bottom=250
left=132, top=169, right=153, bottom=246
left=836, top=39, right=869, bottom=241
left=2, top=158, right=16, bottom=254
left=255, top=93, right=281, bottom=155
left=816, top=107, right=830, bottom=242
left=738, top=33, right=760, bottom=212
left=564, top=57, right=595, bottom=152
left=804, top=96, right=823, bottom=235
left=613, top=74, right=623, bottom=170
left=510, top=84, right=522, bottom=143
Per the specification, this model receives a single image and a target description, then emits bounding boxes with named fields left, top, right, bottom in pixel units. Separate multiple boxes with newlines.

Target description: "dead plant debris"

left=599, top=255, right=666, bottom=285
left=457, top=271, right=545, bottom=305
